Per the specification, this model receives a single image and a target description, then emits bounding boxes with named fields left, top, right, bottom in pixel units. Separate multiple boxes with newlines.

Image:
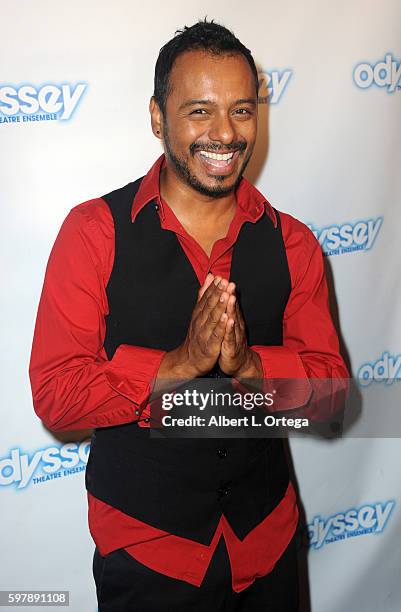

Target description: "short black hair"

left=153, top=19, right=259, bottom=116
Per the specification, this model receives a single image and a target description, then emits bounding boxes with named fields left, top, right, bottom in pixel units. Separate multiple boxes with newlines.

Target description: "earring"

left=156, top=130, right=160, bottom=134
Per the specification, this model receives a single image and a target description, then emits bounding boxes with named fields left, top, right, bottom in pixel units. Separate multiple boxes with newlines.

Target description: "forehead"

left=167, top=50, right=256, bottom=105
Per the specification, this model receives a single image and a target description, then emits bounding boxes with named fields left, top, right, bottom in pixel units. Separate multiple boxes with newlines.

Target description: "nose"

left=208, top=111, right=236, bottom=145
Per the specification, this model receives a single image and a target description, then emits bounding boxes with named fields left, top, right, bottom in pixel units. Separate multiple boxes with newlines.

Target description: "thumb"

left=197, top=273, right=214, bottom=301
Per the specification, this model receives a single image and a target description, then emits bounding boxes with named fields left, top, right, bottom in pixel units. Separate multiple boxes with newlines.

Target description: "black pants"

left=93, top=534, right=299, bottom=611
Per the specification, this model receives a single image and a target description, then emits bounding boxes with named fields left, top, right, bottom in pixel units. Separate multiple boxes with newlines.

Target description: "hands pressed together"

left=158, top=273, right=263, bottom=380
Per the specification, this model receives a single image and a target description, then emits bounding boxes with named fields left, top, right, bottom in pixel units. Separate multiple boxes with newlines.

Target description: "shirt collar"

left=131, top=154, right=277, bottom=228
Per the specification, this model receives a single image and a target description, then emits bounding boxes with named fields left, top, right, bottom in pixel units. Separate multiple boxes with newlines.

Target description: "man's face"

left=159, top=50, right=258, bottom=198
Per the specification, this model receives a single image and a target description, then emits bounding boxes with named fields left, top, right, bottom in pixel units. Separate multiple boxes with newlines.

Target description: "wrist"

left=235, top=349, right=263, bottom=380
left=157, top=345, right=199, bottom=380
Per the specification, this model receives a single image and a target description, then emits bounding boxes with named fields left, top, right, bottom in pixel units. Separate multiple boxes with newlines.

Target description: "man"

left=29, top=20, right=348, bottom=611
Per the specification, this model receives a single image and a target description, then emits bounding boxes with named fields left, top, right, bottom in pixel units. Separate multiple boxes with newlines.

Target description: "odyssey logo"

left=353, top=53, right=401, bottom=93
left=0, top=440, right=90, bottom=490
left=305, top=499, right=395, bottom=550
left=357, top=351, right=401, bottom=387
left=0, top=82, right=87, bottom=125
left=307, top=217, right=382, bottom=256
left=258, top=69, right=292, bottom=104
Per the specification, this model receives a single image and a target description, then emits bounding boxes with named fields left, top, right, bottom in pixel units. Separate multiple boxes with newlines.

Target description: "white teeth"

left=199, top=151, right=234, bottom=161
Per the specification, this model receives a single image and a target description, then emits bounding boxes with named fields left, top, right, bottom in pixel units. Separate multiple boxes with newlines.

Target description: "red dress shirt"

left=29, top=155, right=348, bottom=592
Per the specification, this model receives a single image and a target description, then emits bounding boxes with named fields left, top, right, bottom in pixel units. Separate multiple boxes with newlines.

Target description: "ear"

left=149, top=96, right=163, bottom=140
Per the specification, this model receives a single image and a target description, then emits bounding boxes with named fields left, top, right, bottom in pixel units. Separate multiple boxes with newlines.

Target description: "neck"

left=159, top=161, right=237, bottom=224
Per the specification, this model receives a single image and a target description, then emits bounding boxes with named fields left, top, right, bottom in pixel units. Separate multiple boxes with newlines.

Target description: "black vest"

left=85, top=178, right=292, bottom=544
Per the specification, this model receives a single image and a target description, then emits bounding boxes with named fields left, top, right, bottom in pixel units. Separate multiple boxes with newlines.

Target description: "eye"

left=234, top=108, right=253, bottom=116
left=190, top=108, right=208, bottom=115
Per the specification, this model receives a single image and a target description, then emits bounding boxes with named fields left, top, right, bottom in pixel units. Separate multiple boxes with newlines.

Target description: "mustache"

left=189, top=141, right=247, bottom=155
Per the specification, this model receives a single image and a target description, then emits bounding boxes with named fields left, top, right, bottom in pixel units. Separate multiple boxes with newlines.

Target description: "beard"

left=163, top=123, right=252, bottom=198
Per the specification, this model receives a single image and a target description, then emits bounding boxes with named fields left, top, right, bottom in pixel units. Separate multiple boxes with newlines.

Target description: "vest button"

left=217, top=448, right=227, bottom=458
left=134, top=409, right=140, bottom=416
left=217, top=485, right=230, bottom=497
left=154, top=203, right=159, bottom=211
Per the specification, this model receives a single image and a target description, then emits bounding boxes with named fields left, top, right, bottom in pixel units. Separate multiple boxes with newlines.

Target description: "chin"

left=191, top=175, right=240, bottom=198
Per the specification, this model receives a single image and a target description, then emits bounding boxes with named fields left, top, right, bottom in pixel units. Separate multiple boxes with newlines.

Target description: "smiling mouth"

left=199, top=150, right=235, bottom=162
left=196, top=149, right=241, bottom=174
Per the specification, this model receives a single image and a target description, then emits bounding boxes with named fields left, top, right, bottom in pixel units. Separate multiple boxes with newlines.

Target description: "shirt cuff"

left=247, top=346, right=312, bottom=412
left=250, top=345, right=307, bottom=378
left=103, top=344, right=166, bottom=414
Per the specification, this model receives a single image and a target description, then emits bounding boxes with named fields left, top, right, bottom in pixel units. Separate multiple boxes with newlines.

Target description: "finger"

left=216, top=277, right=230, bottom=292
left=194, top=276, right=222, bottom=319
left=233, top=299, right=247, bottom=345
left=222, top=316, right=236, bottom=348
left=197, top=273, right=215, bottom=302
left=226, top=293, right=236, bottom=319
left=199, top=277, right=229, bottom=323
left=234, top=298, right=246, bottom=332
left=206, top=311, right=228, bottom=351
left=203, top=289, right=229, bottom=330
left=199, top=290, right=230, bottom=354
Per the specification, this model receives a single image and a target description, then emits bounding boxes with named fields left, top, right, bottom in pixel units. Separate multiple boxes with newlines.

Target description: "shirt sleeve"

left=29, top=202, right=166, bottom=432
left=249, top=212, right=349, bottom=418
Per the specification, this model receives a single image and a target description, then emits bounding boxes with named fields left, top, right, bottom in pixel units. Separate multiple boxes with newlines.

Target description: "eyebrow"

left=234, top=98, right=257, bottom=106
left=179, top=97, right=257, bottom=110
